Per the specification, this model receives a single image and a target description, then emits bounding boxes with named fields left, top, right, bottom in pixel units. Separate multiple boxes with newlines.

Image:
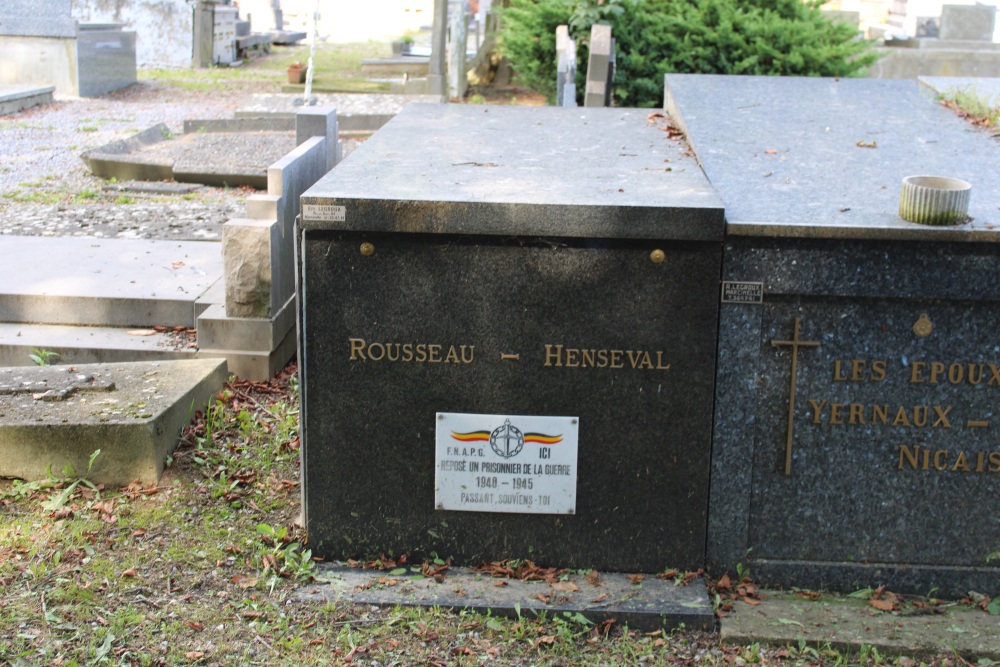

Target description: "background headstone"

left=939, top=4, right=997, bottom=41
left=555, top=25, right=577, bottom=107
left=584, top=24, right=613, bottom=107
left=448, top=1, right=468, bottom=99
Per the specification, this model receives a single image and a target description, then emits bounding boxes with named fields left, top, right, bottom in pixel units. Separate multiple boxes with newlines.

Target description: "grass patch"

left=140, top=41, right=390, bottom=95
left=1, top=189, right=68, bottom=204
left=939, top=87, right=1000, bottom=130
left=2, top=366, right=990, bottom=665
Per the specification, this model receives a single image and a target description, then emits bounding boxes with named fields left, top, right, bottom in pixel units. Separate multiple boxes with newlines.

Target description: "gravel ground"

left=0, top=81, right=289, bottom=241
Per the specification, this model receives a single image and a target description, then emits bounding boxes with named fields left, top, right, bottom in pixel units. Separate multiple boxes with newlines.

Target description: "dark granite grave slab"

left=665, top=75, right=1000, bottom=597
left=298, top=104, right=725, bottom=573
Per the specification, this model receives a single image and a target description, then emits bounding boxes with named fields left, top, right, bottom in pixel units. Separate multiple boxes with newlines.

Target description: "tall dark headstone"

left=666, top=74, right=1000, bottom=597
left=298, top=104, right=724, bottom=572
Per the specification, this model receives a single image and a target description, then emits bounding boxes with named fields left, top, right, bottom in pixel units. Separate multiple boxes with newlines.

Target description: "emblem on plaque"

left=490, top=419, right=524, bottom=458
left=451, top=419, right=564, bottom=459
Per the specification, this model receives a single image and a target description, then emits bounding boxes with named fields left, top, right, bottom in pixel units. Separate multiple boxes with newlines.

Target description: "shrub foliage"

left=499, top=0, right=879, bottom=107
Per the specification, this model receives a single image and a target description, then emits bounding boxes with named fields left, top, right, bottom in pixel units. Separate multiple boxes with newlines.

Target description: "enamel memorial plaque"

left=435, top=413, right=579, bottom=514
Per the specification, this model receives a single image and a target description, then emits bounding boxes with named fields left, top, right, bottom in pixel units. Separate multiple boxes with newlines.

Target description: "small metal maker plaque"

left=435, top=413, right=579, bottom=515
left=721, top=280, right=764, bottom=304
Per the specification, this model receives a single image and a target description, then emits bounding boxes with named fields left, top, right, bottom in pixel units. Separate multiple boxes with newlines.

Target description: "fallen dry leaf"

left=186, top=621, right=205, bottom=632
left=121, top=567, right=137, bottom=578
left=627, top=573, right=645, bottom=585
left=127, top=329, right=158, bottom=337
left=764, top=148, right=778, bottom=155
left=185, top=651, right=204, bottom=660
left=550, top=580, right=579, bottom=592
left=716, top=573, right=731, bottom=591
left=870, top=598, right=895, bottom=612
left=590, top=593, right=609, bottom=603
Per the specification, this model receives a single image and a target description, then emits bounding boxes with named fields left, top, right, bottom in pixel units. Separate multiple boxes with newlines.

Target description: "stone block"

left=222, top=218, right=280, bottom=318
left=196, top=296, right=295, bottom=352
left=246, top=193, right=284, bottom=221
left=0, top=359, right=227, bottom=486
left=294, top=106, right=338, bottom=172
left=298, top=105, right=725, bottom=572
left=76, top=26, right=137, bottom=97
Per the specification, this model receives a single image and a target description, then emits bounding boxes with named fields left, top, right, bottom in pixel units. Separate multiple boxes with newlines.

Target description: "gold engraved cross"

left=771, top=317, right=820, bottom=475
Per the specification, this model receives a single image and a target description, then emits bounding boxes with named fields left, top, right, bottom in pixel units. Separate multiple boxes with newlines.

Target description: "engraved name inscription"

left=346, top=338, right=671, bottom=371
left=808, top=357, right=1000, bottom=474
left=772, top=318, right=1000, bottom=475
left=348, top=338, right=475, bottom=364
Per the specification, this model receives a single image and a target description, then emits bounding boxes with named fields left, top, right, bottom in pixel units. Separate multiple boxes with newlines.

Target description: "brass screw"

left=650, top=249, right=666, bottom=264
left=360, top=242, right=375, bottom=256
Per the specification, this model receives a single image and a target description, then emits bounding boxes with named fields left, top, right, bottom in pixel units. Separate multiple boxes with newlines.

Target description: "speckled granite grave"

left=665, top=74, right=1000, bottom=597
left=298, top=104, right=725, bottom=572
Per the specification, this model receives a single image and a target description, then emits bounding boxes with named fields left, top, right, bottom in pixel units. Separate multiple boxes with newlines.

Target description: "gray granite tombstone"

left=665, top=74, right=1000, bottom=597
left=298, top=104, right=725, bottom=572
left=939, top=4, right=997, bottom=41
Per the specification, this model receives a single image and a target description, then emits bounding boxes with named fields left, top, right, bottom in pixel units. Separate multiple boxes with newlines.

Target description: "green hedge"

left=499, top=0, right=879, bottom=107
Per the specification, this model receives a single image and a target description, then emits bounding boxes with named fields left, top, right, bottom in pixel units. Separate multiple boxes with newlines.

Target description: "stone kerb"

left=200, top=107, right=339, bottom=380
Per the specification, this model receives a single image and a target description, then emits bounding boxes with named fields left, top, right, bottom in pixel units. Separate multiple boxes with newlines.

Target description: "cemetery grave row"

left=295, top=76, right=999, bottom=598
